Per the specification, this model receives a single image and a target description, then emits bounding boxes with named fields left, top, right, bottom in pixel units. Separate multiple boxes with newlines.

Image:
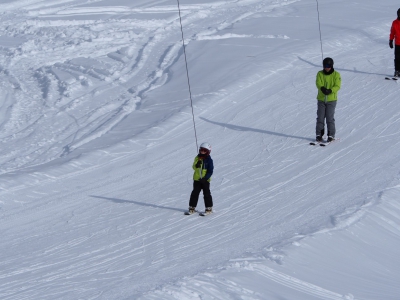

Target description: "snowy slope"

left=0, top=0, right=400, bottom=299
left=141, top=189, right=400, bottom=300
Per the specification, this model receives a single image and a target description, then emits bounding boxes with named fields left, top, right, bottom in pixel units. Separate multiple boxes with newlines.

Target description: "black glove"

left=195, top=160, right=202, bottom=168
left=390, top=40, right=394, bottom=49
left=321, top=87, right=332, bottom=95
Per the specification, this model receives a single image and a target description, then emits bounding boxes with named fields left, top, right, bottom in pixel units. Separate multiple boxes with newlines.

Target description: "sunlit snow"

left=0, top=0, right=399, bottom=299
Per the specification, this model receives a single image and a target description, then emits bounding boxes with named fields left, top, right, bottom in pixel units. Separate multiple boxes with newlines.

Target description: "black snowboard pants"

left=316, top=100, right=337, bottom=137
left=189, top=180, right=213, bottom=208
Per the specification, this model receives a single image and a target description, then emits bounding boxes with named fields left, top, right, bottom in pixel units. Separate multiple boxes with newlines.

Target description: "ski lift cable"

left=316, top=0, right=324, bottom=62
left=176, top=0, right=199, bottom=151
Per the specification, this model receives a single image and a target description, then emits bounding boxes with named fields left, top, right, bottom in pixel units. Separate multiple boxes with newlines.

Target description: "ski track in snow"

left=0, top=0, right=295, bottom=179
left=142, top=187, right=400, bottom=300
left=0, top=0, right=400, bottom=299
left=1, top=0, right=295, bottom=172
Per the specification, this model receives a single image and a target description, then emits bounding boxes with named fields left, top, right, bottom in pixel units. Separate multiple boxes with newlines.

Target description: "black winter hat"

left=397, top=8, right=400, bottom=17
left=323, top=57, right=334, bottom=68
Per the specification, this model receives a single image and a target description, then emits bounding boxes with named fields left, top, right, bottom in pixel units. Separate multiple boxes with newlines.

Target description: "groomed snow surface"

left=0, top=0, right=399, bottom=299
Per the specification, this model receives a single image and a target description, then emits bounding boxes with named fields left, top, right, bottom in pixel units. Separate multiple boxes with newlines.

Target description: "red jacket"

left=390, top=19, right=400, bottom=45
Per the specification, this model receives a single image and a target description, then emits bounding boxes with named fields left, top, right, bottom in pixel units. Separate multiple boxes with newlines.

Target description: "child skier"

left=186, top=142, right=214, bottom=215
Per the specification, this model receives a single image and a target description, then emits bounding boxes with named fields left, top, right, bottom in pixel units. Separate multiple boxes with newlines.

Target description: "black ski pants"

left=316, top=100, right=337, bottom=137
left=395, top=45, right=400, bottom=71
left=189, top=180, right=213, bottom=208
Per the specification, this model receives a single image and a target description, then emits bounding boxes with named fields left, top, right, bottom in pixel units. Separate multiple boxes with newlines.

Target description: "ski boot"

left=184, top=206, right=196, bottom=215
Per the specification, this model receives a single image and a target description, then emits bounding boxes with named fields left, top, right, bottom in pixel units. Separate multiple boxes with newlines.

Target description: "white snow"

left=0, top=0, right=399, bottom=299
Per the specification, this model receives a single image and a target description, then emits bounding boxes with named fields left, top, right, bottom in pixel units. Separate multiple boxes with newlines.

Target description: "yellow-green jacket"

left=316, top=69, right=341, bottom=101
left=192, top=155, right=213, bottom=182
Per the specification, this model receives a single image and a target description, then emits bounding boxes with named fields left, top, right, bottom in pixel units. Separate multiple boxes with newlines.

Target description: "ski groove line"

left=251, top=264, right=348, bottom=300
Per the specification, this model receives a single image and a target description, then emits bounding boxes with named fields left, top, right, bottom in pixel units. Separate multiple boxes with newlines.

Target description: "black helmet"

left=397, top=8, right=400, bottom=17
left=323, top=57, right=334, bottom=68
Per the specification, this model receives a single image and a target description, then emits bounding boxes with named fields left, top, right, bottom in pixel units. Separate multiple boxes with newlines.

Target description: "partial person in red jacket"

left=389, top=8, right=400, bottom=77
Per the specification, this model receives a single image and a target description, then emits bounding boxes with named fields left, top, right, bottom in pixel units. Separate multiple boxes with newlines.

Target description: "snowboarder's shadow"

left=90, top=195, right=185, bottom=212
left=200, top=117, right=310, bottom=141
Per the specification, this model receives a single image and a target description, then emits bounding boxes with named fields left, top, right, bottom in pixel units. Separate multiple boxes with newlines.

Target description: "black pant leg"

left=395, top=45, right=400, bottom=71
left=201, top=181, right=213, bottom=208
left=189, top=181, right=202, bottom=207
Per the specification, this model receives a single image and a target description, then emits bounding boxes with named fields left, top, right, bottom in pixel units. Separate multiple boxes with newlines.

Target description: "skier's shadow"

left=298, top=56, right=390, bottom=77
left=90, top=195, right=185, bottom=212
left=200, top=117, right=311, bottom=141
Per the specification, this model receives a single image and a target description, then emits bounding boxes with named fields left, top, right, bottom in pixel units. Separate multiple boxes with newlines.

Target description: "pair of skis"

left=385, top=77, right=398, bottom=81
left=309, top=139, right=337, bottom=147
left=184, top=210, right=212, bottom=217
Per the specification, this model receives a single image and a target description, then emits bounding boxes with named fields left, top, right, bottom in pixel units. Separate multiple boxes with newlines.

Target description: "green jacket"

left=192, top=155, right=213, bottom=182
left=316, top=69, right=341, bottom=101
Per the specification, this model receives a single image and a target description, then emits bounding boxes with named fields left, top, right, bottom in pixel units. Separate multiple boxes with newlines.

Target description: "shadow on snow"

left=298, top=56, right=391, bottom=77
left=90, top=195, right=186, bottom=212
left=200, top=117, right=311, bottom=141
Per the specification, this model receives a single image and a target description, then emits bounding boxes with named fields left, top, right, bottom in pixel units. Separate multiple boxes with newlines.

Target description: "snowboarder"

left=315, top=57, right=341, bottom=143
left=187, top=142, right=214, bottom=215
left=389, top=8, right=400, bottom=77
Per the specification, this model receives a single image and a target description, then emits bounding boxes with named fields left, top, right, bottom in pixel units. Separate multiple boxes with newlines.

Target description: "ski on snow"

left=385, top=77, right=398, bottom=81
left=320, top=141, right=332, bottom=147
left=199, top=211, right=212, bottom=217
